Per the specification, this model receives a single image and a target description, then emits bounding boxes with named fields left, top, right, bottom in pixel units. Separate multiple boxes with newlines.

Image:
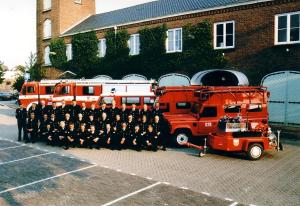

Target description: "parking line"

left=0, top=145, right=25, bottom=151
left=229, top=202, right=238, bottom=206
left=0, top=152, right=54, bottom=166
left=102, top=182, right=161, bottom=206
left=0, top=164, right=97, bottom=194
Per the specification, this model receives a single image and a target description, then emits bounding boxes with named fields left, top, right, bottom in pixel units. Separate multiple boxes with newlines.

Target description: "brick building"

left=37, top=0, right=300, bottom=79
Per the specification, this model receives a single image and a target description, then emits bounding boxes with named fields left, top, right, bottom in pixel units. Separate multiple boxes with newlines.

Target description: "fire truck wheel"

left=173, top=130, right=190, bottom=147
left=247, top=143, right=263, bottom=160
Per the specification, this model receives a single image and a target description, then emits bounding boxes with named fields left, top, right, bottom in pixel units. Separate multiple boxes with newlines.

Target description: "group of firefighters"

left=15, top=100, right=168, bottom=151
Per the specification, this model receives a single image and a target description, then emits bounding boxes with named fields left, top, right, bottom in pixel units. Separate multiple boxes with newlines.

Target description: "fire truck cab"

left=165, top=86, right=270, bottom=146
left=19, top=80, right=60, bottom=110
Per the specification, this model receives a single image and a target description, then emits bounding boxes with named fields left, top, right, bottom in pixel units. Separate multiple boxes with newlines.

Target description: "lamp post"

left=114, top=26, right=117, bottom=55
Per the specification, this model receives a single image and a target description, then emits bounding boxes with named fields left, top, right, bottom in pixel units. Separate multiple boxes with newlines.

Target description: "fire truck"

left=19, top=80, right=62, bottom=110
left=52, top=80, right=156, bottom=107
left=97, top=81, right=156, bottom=109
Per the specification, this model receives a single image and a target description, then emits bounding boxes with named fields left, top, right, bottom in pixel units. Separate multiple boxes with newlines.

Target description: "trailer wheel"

left=247, top=143, right=263, bottom=161
left=173, top=130, right=190, bottom=147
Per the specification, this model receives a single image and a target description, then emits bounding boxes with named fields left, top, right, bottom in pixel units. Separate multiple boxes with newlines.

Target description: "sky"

left=0, top=0, right=154, bottom=69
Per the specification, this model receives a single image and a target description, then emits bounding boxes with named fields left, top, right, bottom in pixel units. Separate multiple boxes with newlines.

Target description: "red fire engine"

left=19, top=80, right=62, bottom=110
left=52, top=80, right=156, bottom=107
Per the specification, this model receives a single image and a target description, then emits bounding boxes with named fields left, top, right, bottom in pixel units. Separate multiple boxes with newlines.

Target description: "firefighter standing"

left=26, top=112, right=38, bottom=143
left=15, top=104, right=27, bottom=141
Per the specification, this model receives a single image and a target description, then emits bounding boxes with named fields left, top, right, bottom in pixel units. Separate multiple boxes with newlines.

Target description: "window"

left=122, top=97, right=140, bottom=105
left=224, top=105, right=241, bottom=113
left=83, top=86, right=94, bottom=95
left=43, top=19, right=52, bottom=39
left=275, top=11, right=300, bottom=44
left=98, top=39, right=106, bottom=58
left=201, top=107, right=217, bottom=117
left=176, top=102, right=191, bottom=109
left=214, top=21, right=235, bottom=49
left=129, top=34, right=140, bottom=55
left=27, top=86, right=35, bottom=93
left=166, top=28, right=182, bottom=53
left=44, top=46, right=51, bottom=65
left=74, top=0, right=82, bottom=4
left=66, top=44, right=72, bottom=61
left=61, top=86, right=70, bottom=94
left=144, top=97, right=155, bottom=105
left=45, top=86, right=54, bottom=94
left=43, top=0, right=51, bottom=11
left=247, top=104, right=262, bottom=112
left=101, top=97, right=114, bottom=105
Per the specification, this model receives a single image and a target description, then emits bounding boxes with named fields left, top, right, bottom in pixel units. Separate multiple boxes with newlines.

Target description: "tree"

left=26, top=53, right=44, bottom=81
left=49, top=38, right=67, bottom=69
left=72, top=31, right=99, bottom=77
left=0, top=60, right=4, bottom=84
left=12, top=76, right=24, bottom=92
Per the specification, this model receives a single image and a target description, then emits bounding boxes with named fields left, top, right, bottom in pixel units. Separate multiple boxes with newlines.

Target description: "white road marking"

left=0, top=164, right=97, bottom=194
left=130, top=173, right=136, bottom=176
left=201, top=192, right=211, bottom=196
left=163, top=182, right=170, bottom=185
left=146, top=177, right=153, bottom=180
left=180, top=186, right=189, bottom=190
left=103, top=165, right=109, bottom=168
left=0, top=145, right=26, bottom=151
left=225, top=198, right=233, bottom=201
left=0, top=152, right=54, bottom=166
left=249, top=204, right=257, bottom=206
left=116, top=169, right=122, bottom=172
left=102, top=182, right=161, bottom=206
left=229, top=202, right=239, bottom=206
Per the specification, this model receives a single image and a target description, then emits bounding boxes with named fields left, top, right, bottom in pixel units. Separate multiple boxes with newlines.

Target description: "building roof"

left=63, top=0, right=271, bottom=36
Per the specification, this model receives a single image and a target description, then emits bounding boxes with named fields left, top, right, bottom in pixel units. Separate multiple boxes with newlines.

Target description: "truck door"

left=198, top=106, right=219, bottom=135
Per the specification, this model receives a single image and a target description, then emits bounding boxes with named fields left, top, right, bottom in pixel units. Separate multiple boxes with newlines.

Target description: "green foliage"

left=12, top=76, right=25, bottom=92
left=139, top=24, right=167, bottom=57
left=71, top=31, right=99, bottom=77
left=105, top=29, right=130, bottom=59
left=49, top=38, right=67, bottom=69
left=26, top=53, right=44, bottom=81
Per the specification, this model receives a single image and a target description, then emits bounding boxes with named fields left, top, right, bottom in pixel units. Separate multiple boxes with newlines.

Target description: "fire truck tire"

left=173, top=130, right=190, bottom=147
left=247, top=143, right=263, bottom=160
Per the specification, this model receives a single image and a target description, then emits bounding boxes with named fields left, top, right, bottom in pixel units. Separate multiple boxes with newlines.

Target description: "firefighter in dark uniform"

left=49, top=114, right=59, bottom=132
left=131, top=125, right=142, bottom=151
left=79, top=102, right=89, bottom=121
left=126, top=114, right=136, bottom=135
left=99, top=103, right=108, bottom=120
left=129, top=104, right=139, bottom=122
left=64, top=113, right=71, bottom=129
left=28, top=103, right=40, bottom=119
left=15, top=104, right=27, bottom=141
left=140, top=104, right=151, bottom=121
left=120, top=103, right=129, bottom=122
left=104, top=124, right=118, bottom=150
left=48, top=102, right=60, bottom=118
left=38, top=113, right=49, bottom=141
left=88, top=125, right=100, bottom=149
left=70, top=100, right=80, bottom=121
left=26, top=112, right=38, bottom=143
left=89, top=103, right=99, bottom=121
left=112, top=114, right=122, bottom=132
left=39, top=101, right=49, bottom=120
left=58, top=101, right=69, bottom=121
left=66, top=123, right=77, bottom=149
left=76, top=113, right=86, bottom=130
left=145, top=124, right=158, bottom=152
left=108, top=100, right=120, bottom=121
left=57, top=121, right=68, bottom=148
left=152, top=115, right=166, bottom=151
left=77, top=124, right=87, bottom=148
left=86, top=114, right=97, bottom=132
left=99, top=112, right=110, bottom=132
left=152, top=102, right=163, bottom=120
left=119, top=122, right=129, bottom=149
left=41, top=124, right=53, bottom=144
left=139, top=115, right=149, bottom=147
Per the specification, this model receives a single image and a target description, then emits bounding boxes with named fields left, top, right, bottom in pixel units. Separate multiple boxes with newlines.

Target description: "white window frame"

left=214, top=21, right=235, bottom=50
left=166, top=28, right=183, bottom=53
left=43, top=0, right=51, bottom=11
left=98, top=38, right=107, bottom=58
left=43, top=19, right=52, bottom=39
left=74, top=0, right=82, bottom=4
left=66, top=44, right=73, bottom=61
left=44, top=46, right=51, bottom=66
left=129, top=34, right=140, bottom=56
left=275, top=11, right=300, bottom=45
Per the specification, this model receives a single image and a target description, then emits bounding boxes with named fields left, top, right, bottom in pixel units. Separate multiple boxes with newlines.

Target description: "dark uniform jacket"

left=48, top=107, right=60, bottom=118
left=108, top=107, right=120, bottom=121
left=129, top=109, right=140, bottom=121
left=27, top=118, right=38, bottom=132
left=88, top=108, right=99, bottom=120
left=67, top=129, right=77, bottom=141
left=16, top=108, right=27, bottom=124
left=140, top=109, right=151, bottom=121
left=69, top=105, right=81, bottom=120
left=119, top=109, right=129, bottom=122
